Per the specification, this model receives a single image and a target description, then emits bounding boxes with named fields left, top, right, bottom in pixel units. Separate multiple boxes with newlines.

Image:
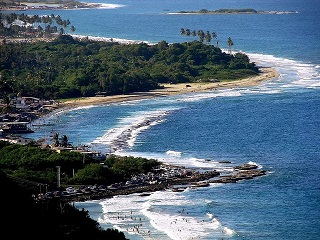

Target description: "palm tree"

left=205, top=31, right=211, bottom=44
left=61, top=135, right=68, bottom=147
left=211, top=32, right=218, bottom=47
left=59, top=27, right=64, bottom=35
left=197, top=30, right=205, bottom=43
left=185, top=28, right=191, bottom=36
left=227, top=37, right=234, bottom=54
left=53, top=132, right=59, bottom=147
left=70, top=25, right=76, bottom=33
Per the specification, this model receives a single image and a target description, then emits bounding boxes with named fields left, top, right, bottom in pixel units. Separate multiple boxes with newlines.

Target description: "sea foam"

left=93, top=108, right=175, bottom=151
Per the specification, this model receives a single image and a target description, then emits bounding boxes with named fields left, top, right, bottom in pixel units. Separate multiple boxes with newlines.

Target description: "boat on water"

left=0, top=122, right=34, bottom=134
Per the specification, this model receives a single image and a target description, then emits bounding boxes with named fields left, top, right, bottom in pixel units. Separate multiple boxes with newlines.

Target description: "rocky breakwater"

left=210, top=163, right=267, bottom=184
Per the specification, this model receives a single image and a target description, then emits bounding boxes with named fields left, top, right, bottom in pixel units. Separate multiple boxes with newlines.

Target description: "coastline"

left=62, top=67, right=279, bottom=108
left=47, top=163, right=267, bottom=203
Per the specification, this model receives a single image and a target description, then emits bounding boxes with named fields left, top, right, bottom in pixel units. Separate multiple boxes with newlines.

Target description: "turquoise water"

left=19, top=0, right=320, bottom=239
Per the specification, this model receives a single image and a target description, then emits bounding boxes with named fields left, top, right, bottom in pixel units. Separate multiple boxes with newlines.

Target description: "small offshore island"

left=173, top=8, right=298, bottom=15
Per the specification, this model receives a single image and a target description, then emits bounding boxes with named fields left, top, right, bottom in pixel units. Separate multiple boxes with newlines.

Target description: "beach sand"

left=62, top=67, right=279, bottom=107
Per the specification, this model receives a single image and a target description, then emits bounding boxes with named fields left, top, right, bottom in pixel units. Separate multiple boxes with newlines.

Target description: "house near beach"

left=10, top=96, right=40, bottom=110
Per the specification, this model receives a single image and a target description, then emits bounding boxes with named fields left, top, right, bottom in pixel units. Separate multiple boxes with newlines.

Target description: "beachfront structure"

left=10, top=96, right=40, bottom=110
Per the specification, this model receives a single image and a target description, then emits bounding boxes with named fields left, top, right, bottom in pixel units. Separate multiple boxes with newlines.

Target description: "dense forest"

left=0, top=140, right=161, bottom=239
left=0, top=35, right=258, bottom=99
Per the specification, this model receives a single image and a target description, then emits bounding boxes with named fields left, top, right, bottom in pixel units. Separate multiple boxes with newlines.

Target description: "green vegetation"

left=0, top=34, right=258, bottom=99
left=0, top=141, right=160, bottom=188
left=180, top=28, right=220, bottom=47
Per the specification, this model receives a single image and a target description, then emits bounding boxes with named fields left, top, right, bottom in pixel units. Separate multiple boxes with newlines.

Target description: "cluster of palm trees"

left=52, top=132, right=69, bottom=147
left=180, top=28, right=234, bottom=53
left=0, top=12, right=76, bottom=38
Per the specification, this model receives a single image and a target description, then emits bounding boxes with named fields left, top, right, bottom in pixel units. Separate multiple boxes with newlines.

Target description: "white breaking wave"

left=71, top=34, right=149, bottom=45
left=98, top=190, right=235, bottom=240
left=166, top=150, right=182, bottom=157
left=97, top=3, right=125, bottom=9
left=68, top=104, right=97, bottom=111
left=92, top=108, right=176, bottom=151
left=248, top=161, right=263, bottom=169
left=248, top=52, right=320, bottom=90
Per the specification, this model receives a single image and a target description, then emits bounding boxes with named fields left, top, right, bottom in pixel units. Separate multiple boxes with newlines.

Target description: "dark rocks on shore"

left=72, top=169, right=264, bottom=202
left=218, top=160, right=232, bottom=164
left=42, top=163, right=267, bottom=203
left=234, top=163, right=259, bottom=170
left=210, top=169, right=266, bottom=184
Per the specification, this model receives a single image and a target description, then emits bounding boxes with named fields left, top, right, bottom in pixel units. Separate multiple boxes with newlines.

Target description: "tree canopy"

left=0, top=141, right=160, bottom=188
left=0, top=34, right=258, bottom=99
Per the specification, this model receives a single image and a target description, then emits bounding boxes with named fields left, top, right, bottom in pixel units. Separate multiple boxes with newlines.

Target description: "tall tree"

left=70, top=25, right=76, bottom=33
left=59, top=27, right=64, bottom=35
left=185, top=28, right=191, bottom=36
left=228, top=37, right=234, bottom=54
left=197, top=30, right=205, bottom=42
left=61, top=135, right=68, bottom=147
left=53, top=132, right=59, bottom=147
left=205, top=31, right=211, bottom=44
left=211, top=32, right=218, bottom=47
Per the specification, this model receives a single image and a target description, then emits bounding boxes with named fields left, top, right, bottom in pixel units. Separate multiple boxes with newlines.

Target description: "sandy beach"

left=62, top=67, right=279, bottom=107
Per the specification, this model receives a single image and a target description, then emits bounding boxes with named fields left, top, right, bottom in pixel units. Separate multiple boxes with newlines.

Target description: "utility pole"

left=56, top=166, right=61, bottom=189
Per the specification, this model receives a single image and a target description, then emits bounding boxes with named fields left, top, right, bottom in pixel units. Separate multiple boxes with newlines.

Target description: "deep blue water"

left=15, top=0, right=320, bottom=239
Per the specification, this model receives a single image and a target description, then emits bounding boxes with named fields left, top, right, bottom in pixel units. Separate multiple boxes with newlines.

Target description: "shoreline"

left=61, top=66, right=279, bottom=108
left=41, top=163, right=267, bottom=203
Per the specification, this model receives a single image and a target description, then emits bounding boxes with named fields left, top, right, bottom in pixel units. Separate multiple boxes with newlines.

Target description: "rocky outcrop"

left=210, top=164, right=266, bottom=183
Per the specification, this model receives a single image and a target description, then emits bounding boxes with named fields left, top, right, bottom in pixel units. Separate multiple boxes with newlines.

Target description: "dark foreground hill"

left=0, top=170, right=128, bottom=240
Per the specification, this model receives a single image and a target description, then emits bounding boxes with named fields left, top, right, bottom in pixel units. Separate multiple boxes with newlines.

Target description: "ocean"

left=14, top=0, right=320, bottom=239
